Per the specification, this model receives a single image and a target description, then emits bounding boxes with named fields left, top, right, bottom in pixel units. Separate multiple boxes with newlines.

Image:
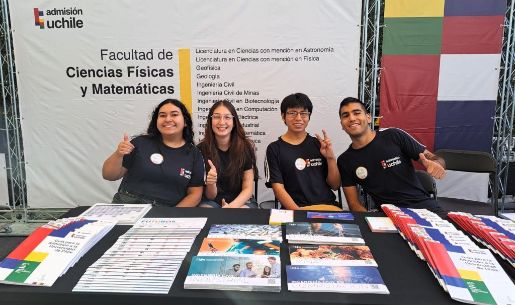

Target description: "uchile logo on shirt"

left=380, top=156, right=402, bottom=169
left=295, top=158, right=323, bottom=170
left=179, top=168, right=192, bottom=179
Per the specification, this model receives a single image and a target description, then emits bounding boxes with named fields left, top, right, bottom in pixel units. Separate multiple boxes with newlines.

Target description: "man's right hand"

left=116, top=133, right=134, bottom=157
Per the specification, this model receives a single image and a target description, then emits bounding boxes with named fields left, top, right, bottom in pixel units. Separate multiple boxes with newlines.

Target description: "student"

left=336, top=97, right=447, bottom=216
left=267, top=256, right=280, bottom=278
left=226, top=264, right=241, bottom=277
left=265, top=93, right=341, bottom=210
left=102, top=99, right=204, bottom=207
left=197, top=100, right=258, bottom=208
left=261, top=266, right=272, bottom=278
left=239, top=261, right=257, bottom=278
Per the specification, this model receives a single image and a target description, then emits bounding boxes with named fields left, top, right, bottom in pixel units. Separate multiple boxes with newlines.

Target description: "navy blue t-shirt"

left=337, top=128, right=429, bottom=206
left=197, top=142, right=253, bottom=205
left=265, top=135, right=336, bottom=207
left=120, top=136, right=205, bottom=206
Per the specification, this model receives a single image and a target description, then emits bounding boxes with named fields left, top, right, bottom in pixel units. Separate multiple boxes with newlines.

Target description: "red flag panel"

left=442, top=16, right=504, bottom=54
left=379, top=55, right=440, bottom=150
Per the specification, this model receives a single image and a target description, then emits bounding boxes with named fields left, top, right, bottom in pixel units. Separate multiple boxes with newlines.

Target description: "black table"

left=0, top=207, right=511, bottom=305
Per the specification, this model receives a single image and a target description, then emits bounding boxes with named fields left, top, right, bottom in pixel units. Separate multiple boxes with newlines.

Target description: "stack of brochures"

left=448, top=212, right=515, bottom=268
left=73, top=217, right=207, bottom=294
left=269, top=209, right=294, bottom=225
left=79, top=203, right=151, bottom=225
left=0, top=217, right=116, bottom=286
left=365, top=216, right=398, bottom=233
left=382, top=204, right=515, bottom=305
left=184, top=224, right=282, bottom=292
left=285, top=221, right=389, bottom=294
left=306, top=211, right=354, bottom=221
left=285, top=222, right=364, bottom=245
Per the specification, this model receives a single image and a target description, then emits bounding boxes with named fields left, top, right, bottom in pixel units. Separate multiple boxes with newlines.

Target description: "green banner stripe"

left=383, top=17, right=443, bottom=55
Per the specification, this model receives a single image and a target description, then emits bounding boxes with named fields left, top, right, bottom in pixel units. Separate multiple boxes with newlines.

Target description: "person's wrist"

left=326, top=155, right=336, bottom=161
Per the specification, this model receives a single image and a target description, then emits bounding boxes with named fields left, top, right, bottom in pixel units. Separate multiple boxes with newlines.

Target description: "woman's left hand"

left=221, top=199, right=234, bottom=208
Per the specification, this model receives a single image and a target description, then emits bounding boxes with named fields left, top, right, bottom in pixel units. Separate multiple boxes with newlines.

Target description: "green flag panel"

left=383, top=17, right=443, bottom=55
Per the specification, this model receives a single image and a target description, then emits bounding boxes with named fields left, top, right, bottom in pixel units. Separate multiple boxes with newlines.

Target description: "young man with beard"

left=336, top=97, right=447, bottom=216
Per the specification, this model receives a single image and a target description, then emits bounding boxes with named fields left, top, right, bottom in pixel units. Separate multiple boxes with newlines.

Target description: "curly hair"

left=146, top=99, right=194, bottom=145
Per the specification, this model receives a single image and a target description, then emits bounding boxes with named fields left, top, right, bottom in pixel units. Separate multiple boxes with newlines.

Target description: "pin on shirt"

left=356, top=166, right=368, bottom=179
left=150, top=153, right=164, bottom=164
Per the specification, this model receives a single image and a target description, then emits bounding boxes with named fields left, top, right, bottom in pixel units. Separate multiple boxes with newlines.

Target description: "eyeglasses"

left=285, top=111, right=310, bottom=118
left=211, top=113, right=234, bottom=121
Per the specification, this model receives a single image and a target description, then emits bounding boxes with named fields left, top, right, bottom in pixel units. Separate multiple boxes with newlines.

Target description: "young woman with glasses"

left=197, top=100, right=258, bottom=208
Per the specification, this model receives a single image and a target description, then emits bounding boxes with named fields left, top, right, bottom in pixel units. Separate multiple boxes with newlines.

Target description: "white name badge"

left=150, top=153, right=164, bottom=164
left=356, top=166, right=368, bottom=179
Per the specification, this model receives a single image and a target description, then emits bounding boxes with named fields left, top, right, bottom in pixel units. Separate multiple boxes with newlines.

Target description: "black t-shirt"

left=120, top=136, right=205, bottom=206
left=197, top=142, right=253, bottom=204
left=337, top=128, right=429, bottom=206
left=265, top=135, right=336, bottom=207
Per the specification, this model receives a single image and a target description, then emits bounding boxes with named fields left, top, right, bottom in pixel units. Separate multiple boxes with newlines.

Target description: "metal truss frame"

left=0, top=0, right=66, bottom=226
left=495, top=0, right=515, bottom=212
left=358, top=0, right=383, bottom=125
left=360, top=0, right=515, bottom=212
left=0, top=0, right=26, bottom=216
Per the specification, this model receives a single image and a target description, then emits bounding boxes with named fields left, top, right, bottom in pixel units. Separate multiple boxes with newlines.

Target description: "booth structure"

left=0, top=0, right=514, bottom=221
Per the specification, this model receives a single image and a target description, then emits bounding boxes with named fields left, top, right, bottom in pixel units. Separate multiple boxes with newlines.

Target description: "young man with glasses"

left=265, top=93, right=341, bottom=210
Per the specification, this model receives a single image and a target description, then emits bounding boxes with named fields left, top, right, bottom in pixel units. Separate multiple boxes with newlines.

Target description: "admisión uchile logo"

left=33, top=7, right=84, bottom=29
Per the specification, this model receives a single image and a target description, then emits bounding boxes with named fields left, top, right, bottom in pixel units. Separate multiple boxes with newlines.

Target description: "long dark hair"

left=146, top=99, right=194, bottom=145
left=198, top=100, right=257, bottom=190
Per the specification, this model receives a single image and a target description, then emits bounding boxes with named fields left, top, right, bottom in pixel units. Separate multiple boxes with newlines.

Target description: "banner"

left=380, top=0, right=505, bottom=152
left=9, top=0, right=361, bottom=207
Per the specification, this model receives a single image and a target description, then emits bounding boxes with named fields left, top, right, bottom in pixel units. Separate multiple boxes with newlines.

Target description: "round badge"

left=355, top=166, right=368, bottom=180
left=295, top=158, right=307, bottom=170
left=150, top=153, right=164, bottom=165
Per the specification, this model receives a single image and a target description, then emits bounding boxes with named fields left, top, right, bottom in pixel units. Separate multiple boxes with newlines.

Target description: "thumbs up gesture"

left=419, top=153, right=445, bottom=179
left=116, top=133, right=134, bottom=157
left=206, top=159, right=218, bottom=186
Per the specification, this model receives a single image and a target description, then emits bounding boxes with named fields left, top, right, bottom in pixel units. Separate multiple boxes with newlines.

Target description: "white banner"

left=9, top=0, right=361, bottom=207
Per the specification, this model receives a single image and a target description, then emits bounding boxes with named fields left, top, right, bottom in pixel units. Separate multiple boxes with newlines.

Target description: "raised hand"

left=116, top=133, right=134, bottom=157
left=206, top=159, right=218, bottom=186
left=419, top=153, right=446, bottom=179
left=315, top=129, right=335, bottom=160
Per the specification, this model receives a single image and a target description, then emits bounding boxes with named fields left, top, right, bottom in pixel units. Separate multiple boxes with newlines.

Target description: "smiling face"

left=156, top=103, right=185, bottom=138
left=282, top=107, right=310, bottom=133
left=211, top=105, right=234, bottom=139
left=339, top=102, right=372, bottom=139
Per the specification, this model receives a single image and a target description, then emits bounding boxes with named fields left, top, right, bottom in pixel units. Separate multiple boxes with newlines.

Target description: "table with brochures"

left=1, top=207, right=513, bottom=305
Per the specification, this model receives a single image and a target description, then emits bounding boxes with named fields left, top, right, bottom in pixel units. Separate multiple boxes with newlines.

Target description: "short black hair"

left=339, top=97, right=368, bottom=117
left=280, top=93, right=313, bottom=115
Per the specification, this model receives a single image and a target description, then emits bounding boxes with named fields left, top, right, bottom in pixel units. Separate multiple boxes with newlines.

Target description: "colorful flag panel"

left=435, top=100, right=495, bottom=152
left=441, top=16, right=504, bottom=54
left=384, top=0, right=444, bottom=17
left=383, top=18, right=443, bottom=55
left=380, top=0, right=505, bottom=152
left=437, top=54, right=501, bottom=101
left=444, top=0, right=506, bottom=16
